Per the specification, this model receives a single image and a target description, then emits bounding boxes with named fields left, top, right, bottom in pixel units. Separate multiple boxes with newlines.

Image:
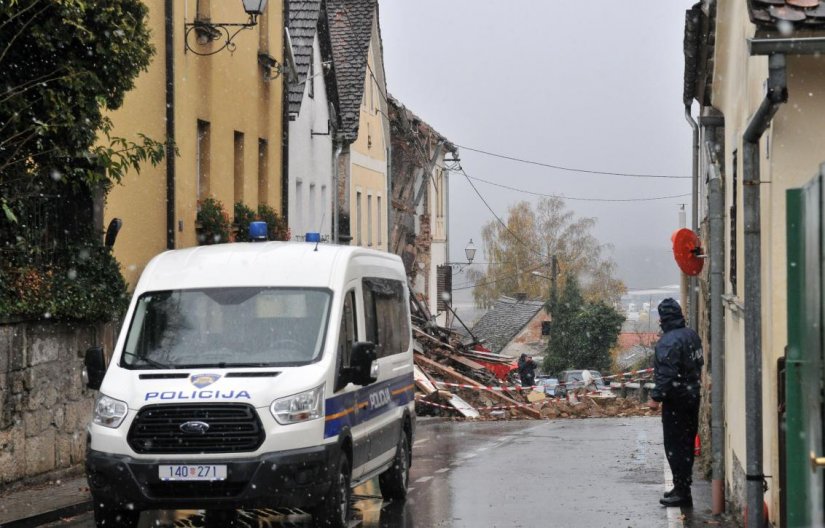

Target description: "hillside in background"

left=613, top=245, right=679, bottom=290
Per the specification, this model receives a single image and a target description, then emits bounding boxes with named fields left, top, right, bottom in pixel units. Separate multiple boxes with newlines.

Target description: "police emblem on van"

left=190, top=373, right=221, bottom=388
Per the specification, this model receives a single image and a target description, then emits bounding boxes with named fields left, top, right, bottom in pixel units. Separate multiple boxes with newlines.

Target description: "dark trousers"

left=662, top=397, right=700, bottom=490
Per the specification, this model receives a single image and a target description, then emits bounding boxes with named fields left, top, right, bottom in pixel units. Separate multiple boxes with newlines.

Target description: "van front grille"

left=128, top=403, right=264, bottom=454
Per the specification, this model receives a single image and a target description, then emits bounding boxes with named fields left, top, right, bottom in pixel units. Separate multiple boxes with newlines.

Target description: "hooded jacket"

left=650, top=298, right=703, bottom=402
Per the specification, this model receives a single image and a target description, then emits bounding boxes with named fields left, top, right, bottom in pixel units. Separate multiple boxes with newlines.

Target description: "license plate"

left=159, top=464, right=227, bottom=481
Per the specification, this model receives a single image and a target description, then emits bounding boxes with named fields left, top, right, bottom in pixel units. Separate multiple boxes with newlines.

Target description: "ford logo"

left=179, top=421, right=210, bottom=435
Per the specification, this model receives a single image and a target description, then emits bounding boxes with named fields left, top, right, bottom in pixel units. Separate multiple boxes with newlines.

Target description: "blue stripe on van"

left=324, top=372, right=414, bottom=439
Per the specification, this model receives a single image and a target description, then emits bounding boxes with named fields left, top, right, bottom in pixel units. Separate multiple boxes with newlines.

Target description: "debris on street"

left=409, top=288, right=657, bottom=421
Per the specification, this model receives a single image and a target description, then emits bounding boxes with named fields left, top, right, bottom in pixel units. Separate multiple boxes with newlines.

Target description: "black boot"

left=659, top=487, right=692, bottom=507
left=663, top=487, right=675, bottom=498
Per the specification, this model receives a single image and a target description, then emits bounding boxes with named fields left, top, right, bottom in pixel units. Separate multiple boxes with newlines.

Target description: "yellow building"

left=687, top=1, right=825, bottom=524
left=104, top=0, right=284, bottom=287
left=328, top=0, right=389, bottom=249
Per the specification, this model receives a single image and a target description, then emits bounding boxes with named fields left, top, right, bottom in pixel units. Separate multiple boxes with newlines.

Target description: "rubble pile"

left=409, top=291, right=658, bottom=421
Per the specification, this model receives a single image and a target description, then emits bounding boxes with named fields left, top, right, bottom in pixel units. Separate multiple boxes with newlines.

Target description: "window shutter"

left=436, top=265, right=452, bottom=312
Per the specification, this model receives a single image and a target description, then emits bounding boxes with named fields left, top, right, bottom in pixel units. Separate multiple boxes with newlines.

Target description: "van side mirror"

left=83, top=347, right=107, bottom=390
left=348, top=342, right=378, bottom=386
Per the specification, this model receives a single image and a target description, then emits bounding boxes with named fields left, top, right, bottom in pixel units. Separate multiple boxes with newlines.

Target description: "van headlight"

left=93, top=394, right=128, bottom=428
left=270, top=385, right=324, bottom=425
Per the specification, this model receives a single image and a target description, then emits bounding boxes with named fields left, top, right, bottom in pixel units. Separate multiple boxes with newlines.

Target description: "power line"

left=464, top=174, right=691, bottom=203
left=452, top=260, right=553, bottom=291
left=459, top=168, right=549, bottom=261
left=456, top=144, right=691, bottom=180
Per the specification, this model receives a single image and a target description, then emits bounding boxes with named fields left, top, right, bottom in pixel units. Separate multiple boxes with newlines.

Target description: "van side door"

left=360, top=278, right=412, bottom=472
left=329, top=288, right=370, bottom=480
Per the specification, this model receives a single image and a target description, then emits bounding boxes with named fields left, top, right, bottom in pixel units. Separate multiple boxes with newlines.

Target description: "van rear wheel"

left=313, top=453, right=351, bottom=527
left=378, top=431, right=410, bottom=501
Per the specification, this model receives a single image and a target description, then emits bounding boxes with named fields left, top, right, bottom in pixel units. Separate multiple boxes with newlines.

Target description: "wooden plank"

left=448, top=354, right=486, bottom=371
left=413, top=353, right=541, bottom=419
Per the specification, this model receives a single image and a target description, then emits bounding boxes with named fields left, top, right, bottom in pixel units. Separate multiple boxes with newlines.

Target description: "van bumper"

left=85, top=445, right=338, bottom=511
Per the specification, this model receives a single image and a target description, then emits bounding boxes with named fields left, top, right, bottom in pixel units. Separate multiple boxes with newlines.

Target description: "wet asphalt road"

left=43, top=416, right=725, bottom=528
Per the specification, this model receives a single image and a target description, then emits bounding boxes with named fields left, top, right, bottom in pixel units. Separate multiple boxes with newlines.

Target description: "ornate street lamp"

left=185, top=0, right=278, bottom=69
left=447, top=239, right=477, bottom=271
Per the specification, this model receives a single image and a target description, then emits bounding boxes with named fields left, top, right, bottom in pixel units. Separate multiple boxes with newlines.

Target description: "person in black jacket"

left=517, top=354, right=537, bottom=388
left=649, top=298, right=704, bottom=507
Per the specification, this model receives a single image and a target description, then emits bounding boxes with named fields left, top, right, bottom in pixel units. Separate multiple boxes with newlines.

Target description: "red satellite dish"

left=671, top=228, right=704, bottom=276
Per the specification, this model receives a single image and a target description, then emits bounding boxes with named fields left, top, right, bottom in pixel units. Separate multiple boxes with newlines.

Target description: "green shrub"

left=197, top=197, right=231, bottom=245
left=0, top=242, right=128, bottom=322
left=233, top=202, right=257, bottom=242
left=257, top=204, right=290, bottom=241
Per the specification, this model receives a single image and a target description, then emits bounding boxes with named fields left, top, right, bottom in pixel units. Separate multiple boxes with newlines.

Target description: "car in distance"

left=535, top=376, right=560, bottom=397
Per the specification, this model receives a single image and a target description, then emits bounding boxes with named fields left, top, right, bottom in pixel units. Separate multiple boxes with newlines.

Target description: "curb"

left=0, top=500, right=93, bottom=528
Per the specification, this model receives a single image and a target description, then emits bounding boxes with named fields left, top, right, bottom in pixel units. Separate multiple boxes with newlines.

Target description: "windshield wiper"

left=122, top=351, right=174, bottom=370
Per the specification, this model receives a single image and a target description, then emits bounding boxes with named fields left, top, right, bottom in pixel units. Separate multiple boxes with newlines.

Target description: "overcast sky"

left=380, top=1, right=695, bottom=290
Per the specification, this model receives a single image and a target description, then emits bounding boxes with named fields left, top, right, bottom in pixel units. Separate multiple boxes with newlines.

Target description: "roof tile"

left=470, top=297, right=545, bottom=354
left=288, top=0, right=323, bottom=116
left=749, top=0, right=825, bottom=29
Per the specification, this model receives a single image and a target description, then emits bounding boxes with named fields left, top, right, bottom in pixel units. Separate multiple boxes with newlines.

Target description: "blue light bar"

left=305, top=232, right=321, bottom=243
left=249, top=221, right=268, bottom=241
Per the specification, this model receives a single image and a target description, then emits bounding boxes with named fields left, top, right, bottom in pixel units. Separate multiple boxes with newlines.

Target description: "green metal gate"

left=785, top=173, right=825, bottom=527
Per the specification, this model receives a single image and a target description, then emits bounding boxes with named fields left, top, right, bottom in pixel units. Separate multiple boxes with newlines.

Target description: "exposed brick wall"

left=0, top=321, right=114, bottom=487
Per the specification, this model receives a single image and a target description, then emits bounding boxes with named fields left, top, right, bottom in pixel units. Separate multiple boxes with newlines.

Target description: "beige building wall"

left=713, top=2, right=825, bottom=522
left=350, top=31, right=389, bottom=252
left=105, top=0, right=284, bottom=287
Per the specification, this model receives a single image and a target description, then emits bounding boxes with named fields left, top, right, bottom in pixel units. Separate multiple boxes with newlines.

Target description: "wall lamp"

left=185, top=0, right=274, bottom=61
left=447, top=239, right=477, bottom=271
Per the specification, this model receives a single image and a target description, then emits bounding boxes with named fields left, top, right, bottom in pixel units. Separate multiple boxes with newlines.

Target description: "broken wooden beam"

left=413, top=353, right=541, bottom=419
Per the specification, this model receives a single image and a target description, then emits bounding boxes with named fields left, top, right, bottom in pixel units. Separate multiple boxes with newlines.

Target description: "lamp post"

left=184, top=0, right=279, bottom=67
left=447, top=239, right=477, bottom=272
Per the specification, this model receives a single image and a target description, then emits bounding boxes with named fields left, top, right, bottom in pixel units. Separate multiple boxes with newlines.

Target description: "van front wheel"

left=313, top=453, right=351, bottom=527
left=92, top=500, right=139, bottom=528
left=378, top=432, right=410, bottom=500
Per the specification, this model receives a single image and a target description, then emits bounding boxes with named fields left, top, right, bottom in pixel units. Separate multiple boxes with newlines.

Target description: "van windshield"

left=121, top=288, right=331, bottom=369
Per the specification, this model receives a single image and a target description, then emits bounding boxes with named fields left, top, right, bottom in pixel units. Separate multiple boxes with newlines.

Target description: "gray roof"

left=327, top=0, right=375, bottom=142
left=288, top=0, right=323, bottom=116
left=471, top=297, right=546, bottom=354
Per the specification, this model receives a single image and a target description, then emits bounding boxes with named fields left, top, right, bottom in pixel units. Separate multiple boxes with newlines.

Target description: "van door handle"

left=811, top=451, right=825, bottom=471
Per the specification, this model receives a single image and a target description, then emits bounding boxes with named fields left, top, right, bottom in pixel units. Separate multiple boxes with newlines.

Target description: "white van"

left=83, top=238, right=415, bottom=527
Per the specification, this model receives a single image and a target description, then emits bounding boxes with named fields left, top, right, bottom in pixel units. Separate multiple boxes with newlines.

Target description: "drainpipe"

left=742, top=53, right=787, bottom=528
left=685, top=106, right=700, bottom=329
left=332, top=134, right=342, bottom=244
left=707, top=146, right=726, bottom=515
left=165, top=0, right=175, bottom=250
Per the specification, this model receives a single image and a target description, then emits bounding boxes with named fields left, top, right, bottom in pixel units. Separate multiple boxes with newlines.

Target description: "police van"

left=83, top=230, right=415, bottom=527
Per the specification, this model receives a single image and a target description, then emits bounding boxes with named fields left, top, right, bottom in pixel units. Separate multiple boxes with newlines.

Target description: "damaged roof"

left=388, top=95, right=457, bottom=154
left=471, top=297, right=546, bottom=354
left=327, top=0, right=376, bottom=142
left=748, top=0, right=825, bottom=29
left=288, top=0, right=323, bottom=116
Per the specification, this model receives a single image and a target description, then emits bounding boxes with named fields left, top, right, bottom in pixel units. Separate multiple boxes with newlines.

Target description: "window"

left=121, top=288, right=332, bottom=368
left=334, top=290, right=357, bottom=391
left=196, top=120, right=210, bottom=200
left=436, top=265, right=452, bottom=312
left=295, top=180, right=303, bottom=233
left=362, top=278, right=410, bottom=358
left=233, top=131, right=244, bottom=204
left=541, top=321, right=552, bottom=336
left=730, top=149, right=737, bottom=294
left=321, top=185, right=327, bottom=233
left=377, top=196, right=382, bottom=246
left=309, top=183, right=316, bottom=232
left=367, top=194, right=373, bottom=246
left=356, top=191, right=362, bottom=246
left=258, top=139, right=268, bottom=205
left=308, top=58, right=314, bottom=99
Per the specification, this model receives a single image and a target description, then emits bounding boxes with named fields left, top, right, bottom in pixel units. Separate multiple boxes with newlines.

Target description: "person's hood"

left=658, top=297, right=686, bottom=332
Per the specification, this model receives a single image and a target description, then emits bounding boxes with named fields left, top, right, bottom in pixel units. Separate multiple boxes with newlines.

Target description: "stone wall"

left=0, top=321, right=115, bottom=487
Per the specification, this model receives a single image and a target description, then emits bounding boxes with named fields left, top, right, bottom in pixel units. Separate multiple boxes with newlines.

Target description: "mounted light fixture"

left=447, top=239, right=477, bottom=271
left=185, top=0, right=278, bottom=71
